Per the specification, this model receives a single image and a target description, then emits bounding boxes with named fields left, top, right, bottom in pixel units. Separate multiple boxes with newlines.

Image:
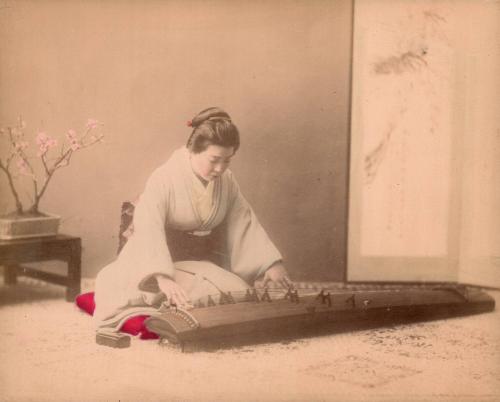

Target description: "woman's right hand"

left=156, top=275, right=193, bottom=309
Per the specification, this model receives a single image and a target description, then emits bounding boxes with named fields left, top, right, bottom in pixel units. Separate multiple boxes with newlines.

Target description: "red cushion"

left=76, top=292, right=95, bottom=315
left=75, top=292, right=159, bottom=340
left=121, top=315, right=160, bottom=340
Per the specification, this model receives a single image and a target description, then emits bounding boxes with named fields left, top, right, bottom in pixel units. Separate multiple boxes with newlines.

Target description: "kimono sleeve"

left=120, top=167, right=174, bottom=291
left=225, top=174, right=282, bottom=284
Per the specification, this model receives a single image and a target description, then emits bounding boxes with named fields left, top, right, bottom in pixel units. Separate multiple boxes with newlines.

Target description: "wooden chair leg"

left=66, top=285, right=80, bottom=302
left=66, top=239, right=81, bottom=302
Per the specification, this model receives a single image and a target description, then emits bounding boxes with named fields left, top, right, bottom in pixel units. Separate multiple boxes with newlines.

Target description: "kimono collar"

left=179, top=146, right=220, bottom=226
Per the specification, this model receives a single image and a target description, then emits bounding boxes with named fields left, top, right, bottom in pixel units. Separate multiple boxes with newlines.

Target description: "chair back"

left=117, top=201, right=135, bottom=254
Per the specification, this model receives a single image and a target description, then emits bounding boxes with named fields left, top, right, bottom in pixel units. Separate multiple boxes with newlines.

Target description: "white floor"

left=0, top=278, right=499, bottom=402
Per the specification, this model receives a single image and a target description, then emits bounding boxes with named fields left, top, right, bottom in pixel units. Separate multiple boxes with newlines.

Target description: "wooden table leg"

left=4, top=264, right=18, bottom=285
left=66, top=239, right=82, bottom=302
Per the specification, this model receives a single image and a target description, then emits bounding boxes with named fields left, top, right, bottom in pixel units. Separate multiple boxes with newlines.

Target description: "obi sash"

left=165, top=224, right=227, bottom=268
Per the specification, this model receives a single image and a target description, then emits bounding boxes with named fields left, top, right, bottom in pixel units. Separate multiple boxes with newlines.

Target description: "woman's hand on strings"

left=156, top=275, right=193, bottom=309
left=262, top=262, right=293, bottom=289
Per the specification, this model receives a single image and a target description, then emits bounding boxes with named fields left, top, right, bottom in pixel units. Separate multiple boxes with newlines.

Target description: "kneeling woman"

left=94, top=107, right=292, bottom=326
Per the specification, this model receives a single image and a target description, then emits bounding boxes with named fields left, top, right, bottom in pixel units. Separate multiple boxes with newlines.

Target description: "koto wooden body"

left=145, top=287, right=495, bottom=349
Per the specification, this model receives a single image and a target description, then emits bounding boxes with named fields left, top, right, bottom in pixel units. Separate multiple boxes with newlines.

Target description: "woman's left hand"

left=262, top=262, right=293, bottom=289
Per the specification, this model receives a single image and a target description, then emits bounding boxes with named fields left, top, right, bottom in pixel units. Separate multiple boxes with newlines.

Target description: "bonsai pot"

left=0, top=212, right=60, bottom=240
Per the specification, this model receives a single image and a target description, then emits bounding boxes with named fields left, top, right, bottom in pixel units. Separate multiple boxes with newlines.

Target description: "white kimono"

left=93, top=147, right=282, bottom=324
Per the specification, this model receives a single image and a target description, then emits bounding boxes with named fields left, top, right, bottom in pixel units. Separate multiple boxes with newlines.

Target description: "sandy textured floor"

left=0, top=278, right=499, bottom=402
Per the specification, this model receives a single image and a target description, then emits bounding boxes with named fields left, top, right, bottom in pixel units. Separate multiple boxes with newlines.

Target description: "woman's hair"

left=186, top=107, right=240, bottom=154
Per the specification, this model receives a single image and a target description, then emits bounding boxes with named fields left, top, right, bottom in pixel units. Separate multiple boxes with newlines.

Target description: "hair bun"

left=186, top=106, right=240, bottom=153
left=190, top=107, right=231, bottom=128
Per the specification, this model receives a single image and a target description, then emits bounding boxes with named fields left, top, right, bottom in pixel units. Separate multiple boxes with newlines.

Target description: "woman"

left=94, top=107, right=292, bottom=327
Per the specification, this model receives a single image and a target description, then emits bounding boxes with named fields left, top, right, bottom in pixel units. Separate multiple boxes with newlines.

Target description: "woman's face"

left=190, top=145, right=235, bottom=181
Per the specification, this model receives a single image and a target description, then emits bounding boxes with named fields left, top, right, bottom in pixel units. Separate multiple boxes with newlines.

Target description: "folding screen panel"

left=348, top=0, right=500, bottom=286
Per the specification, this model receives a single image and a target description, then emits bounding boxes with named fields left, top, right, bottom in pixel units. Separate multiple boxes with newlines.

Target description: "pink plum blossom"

left=69, top=140, right=81, bottom=151
left=14, top=141, right=29, bottom=151
left=66, top=129, right=77, bottom=140
left=66, top=130, right=82, bottom=151
left=35, top=132, right=48, bottom=145
left=66, top=129, right=81, bottom=151
left=16, top=159, right=29, bottom=175
left=36, top=131, right=57, bottom=156
left=86, top=118, right=99, bottom=129
left=1, top=119, right=105, bottom=215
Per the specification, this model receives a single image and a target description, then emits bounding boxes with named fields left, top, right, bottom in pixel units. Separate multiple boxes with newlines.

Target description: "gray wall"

left=0, top=0, right=353, bottom=280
